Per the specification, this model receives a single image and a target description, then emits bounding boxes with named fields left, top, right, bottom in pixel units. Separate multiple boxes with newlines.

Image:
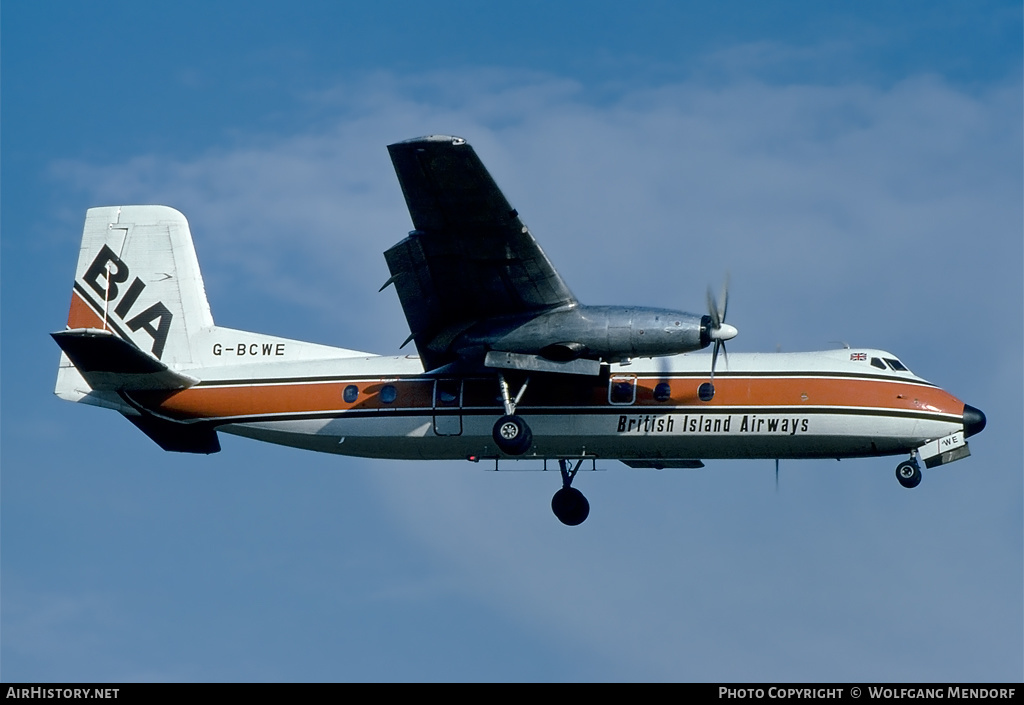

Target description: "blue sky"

left=3, top=1, right=1021, bottom=682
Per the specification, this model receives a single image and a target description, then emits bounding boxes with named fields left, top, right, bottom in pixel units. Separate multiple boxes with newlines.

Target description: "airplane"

left=52, top=134, right=986, bottom=526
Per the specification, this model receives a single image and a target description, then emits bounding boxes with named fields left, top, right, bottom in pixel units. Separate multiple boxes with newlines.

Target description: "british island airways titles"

left=617, top=414, right=810, bottom=435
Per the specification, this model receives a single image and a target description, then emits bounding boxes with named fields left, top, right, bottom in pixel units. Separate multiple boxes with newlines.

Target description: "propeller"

left=698, top=275, right=738, bottom=402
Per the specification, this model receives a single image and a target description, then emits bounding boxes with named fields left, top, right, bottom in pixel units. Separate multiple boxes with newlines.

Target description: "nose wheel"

left=895, top=458, right=922, bottom=489
left=551, top=458, right=590, bottom=526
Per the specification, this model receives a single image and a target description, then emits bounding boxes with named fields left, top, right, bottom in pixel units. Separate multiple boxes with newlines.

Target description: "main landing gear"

left=492, top=373, right=533, bottom=456
left=493, top=414, right=532, bottom=455
left=551, top=458, right=590, bottom=526
left=895, top=457, right=922, bottom=489
left=488, top=373, right=589, bottom=525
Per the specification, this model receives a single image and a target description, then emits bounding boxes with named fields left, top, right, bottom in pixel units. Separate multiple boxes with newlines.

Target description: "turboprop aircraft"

left=52, top=135, right=986, bottom=525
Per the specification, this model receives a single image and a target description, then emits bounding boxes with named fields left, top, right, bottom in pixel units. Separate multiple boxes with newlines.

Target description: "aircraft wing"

left=385, top=136, right=576, bottom=370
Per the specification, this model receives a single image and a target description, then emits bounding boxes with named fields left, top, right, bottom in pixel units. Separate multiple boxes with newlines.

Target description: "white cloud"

left=52, top=69, right=1020, bottom=350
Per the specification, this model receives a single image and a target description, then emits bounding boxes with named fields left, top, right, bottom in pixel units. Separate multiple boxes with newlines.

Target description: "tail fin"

left=63, top=205, right=214, bottom=364
left=54, top=205, right=365, bottom=454
left=54, top=206, right=221, bottom=453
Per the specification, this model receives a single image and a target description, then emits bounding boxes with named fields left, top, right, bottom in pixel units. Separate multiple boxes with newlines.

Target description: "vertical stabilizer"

left=53, top=205, right=367, bottom=452
left=55, top=206, right=221, bottom=452
left=63, top=206, right=214, bottom=366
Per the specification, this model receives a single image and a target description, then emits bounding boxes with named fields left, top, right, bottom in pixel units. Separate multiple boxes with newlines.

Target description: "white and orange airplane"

left=53, top=135, right=986, bottom=525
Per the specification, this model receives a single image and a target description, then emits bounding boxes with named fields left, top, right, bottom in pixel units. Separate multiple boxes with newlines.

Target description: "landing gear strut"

left=895, top=457, right=922, bottom=489
left=492, top=373, right=533, bottom=455
left=551, top=458, right=590, bottom=526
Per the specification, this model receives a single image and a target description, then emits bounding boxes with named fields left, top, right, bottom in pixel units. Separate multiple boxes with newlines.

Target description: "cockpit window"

left=870, top=358, right=886, bottom=370
left=884, top=358, right=909, bottom=372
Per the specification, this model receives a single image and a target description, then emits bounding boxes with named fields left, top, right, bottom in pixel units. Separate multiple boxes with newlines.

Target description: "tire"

left=896, top=461, right=922, bottom=489
left=492, top=415, right=533, bottom=456
left=551, top=487, right=590, bottom=526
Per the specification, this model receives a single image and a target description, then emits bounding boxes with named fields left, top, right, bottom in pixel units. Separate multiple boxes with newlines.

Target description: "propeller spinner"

left=699, top=277, right=737, bottom=402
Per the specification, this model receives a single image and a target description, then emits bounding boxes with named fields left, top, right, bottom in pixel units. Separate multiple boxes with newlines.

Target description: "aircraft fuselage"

left=117, top=348, right=977, bottom=465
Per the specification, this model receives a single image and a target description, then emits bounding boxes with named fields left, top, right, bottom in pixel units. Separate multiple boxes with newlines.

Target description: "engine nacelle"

left=456, top=304, right=708, bottom=364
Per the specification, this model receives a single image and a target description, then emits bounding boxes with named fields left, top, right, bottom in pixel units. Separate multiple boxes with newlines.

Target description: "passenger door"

left=433, top=379, right=463, bottom=436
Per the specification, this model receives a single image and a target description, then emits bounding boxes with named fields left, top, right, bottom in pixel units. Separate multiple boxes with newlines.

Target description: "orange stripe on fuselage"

left=143, top=374, right=965, bottom=422
left=146, top=379, right=437, bottom=420
left=630, top=376, right=963, bottom=417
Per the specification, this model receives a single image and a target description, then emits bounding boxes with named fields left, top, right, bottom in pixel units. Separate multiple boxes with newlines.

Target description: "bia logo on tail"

left=82, top=245, right=173, bottom=359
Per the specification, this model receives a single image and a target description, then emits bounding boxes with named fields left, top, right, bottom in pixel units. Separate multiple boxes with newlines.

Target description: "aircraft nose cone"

left=712, top=323, right=738, bottom=341
left=963, top=404, right=986, bottom=438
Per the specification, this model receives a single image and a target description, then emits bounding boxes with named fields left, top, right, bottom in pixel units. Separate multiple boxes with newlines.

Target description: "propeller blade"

left=720, top=273, right=730, bottom=324
left=706, top=286, right=721, bottom=328
left=700, top=273, right=735, bottom=404
left=710, top=340, right=719, bottom=384
left=709, top=340, right=730, bottom=386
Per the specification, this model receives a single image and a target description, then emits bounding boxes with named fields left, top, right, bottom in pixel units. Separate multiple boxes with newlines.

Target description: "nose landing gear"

left=551, top=458, right=590, bottom=526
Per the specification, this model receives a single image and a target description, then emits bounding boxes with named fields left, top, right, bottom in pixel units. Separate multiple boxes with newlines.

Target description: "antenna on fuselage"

left=775, top=459, right=779, bottom=492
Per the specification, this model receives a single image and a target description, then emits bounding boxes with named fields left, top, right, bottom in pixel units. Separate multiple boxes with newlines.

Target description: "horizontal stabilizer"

left=484, top=350, right=602, bottom=376
left=51, top=328, right=199, bottom=391
left=621, top=459, right=705, bottom=469
left=124, top=414, right=220, bottom=454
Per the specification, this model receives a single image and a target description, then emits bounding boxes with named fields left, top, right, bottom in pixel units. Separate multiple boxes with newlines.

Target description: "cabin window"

left=885, top=358, right=909, bottom=372
left=653, top=382, right=672, bottom=402
left=380, top=384, right=398, bottom=404
left=870, top=358, right=886, bottom=370
left=343, top=385, right=359, bottom=403
left=435, top=379, right=460, bottom=406
left=609, top=375, right=637, bottom=405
